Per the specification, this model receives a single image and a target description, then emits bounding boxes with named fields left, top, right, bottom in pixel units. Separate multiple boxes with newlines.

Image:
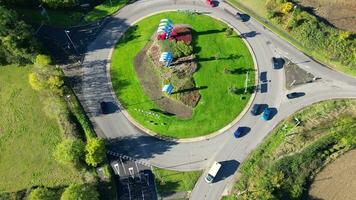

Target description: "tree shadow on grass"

left=156, top=179, right=181, bottom=197
left=171, top=86, right=208, bottom=94
left=230, top=85, right=256, bottom=95
left=194, top=28, right=226, bottom=36
left=225, top=67, right=254, bottom=75
left=150, top=108, right=175, bottom=116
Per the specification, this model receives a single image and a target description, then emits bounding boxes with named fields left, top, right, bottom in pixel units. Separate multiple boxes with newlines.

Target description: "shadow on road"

left=213, top=160, right=240, bottom=183
left=106, top=135, right=178, bottom=160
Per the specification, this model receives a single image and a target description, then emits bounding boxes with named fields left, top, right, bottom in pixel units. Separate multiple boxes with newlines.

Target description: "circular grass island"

left=111, top=11, right=255, bottom=138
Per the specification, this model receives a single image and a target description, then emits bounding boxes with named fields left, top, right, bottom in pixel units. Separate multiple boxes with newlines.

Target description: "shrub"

left=85, top=138, right=106, bottom=167
left=61, top=184, right=99, bottom=200
left=173, top=41, right=193, bottom=58
left=53, top=138, right=85, bottom=165
left=28, top=187, right=57, bottom=200
left=225, top=27, right=234, bottom=37
left=35, top=54, right=52, bottom=68
left=29, top=72, right=44, bottom=91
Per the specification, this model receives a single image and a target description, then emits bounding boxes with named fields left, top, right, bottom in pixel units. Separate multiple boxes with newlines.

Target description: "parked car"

left=262, top=107, right=271, bottom=121
left=286, top=92, right=305, bottom=99
left=233, top=127, right=244, bottom=138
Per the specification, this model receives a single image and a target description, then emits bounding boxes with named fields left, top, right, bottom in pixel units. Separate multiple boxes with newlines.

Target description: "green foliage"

left=230, top=100, right=356, bottom=200
left=35, top=54, right=52, bottom=67
left=29, top=72, right=44, bottom=91
left=225, top=27, right=234, bottom=37
left=53, top=138, right=85, bottom=165
left=0, top=6, right=39, bottom=65
left=61, top=184, right=99, bottom=200
left=280, top=2, right=293, bottom=14
left=28, top=187, right=57, bottom=200
left=85, top=138, right=106, bottom=167
left=172, top=40, right=193, bottom=58
left=2, top=0, right=39, bottom=7
left=41, top=0, right=79, bottom=9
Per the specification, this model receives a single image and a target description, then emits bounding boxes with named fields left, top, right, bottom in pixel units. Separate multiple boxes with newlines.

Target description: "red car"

left=206, top=0, right=216, bottom=7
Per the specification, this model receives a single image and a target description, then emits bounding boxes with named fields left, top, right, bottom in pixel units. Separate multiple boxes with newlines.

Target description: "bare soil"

left=298, top=0, right=356, bottom=32
left=134, top=41, right=193, bottom=119
left=284, top=58, right=315, bottom=90
left=308, top=149, right=356, bottom=200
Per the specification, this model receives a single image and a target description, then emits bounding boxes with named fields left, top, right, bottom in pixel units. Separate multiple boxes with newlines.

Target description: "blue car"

left=262, top=107, right=271, bottom=121
left=234, top=127, right=244, bottom=138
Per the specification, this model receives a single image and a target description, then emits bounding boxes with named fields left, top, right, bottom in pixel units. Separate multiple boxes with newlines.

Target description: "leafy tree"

left=53, top=138, right=85, bottom=165
left=28, top=187, right=57, bottom=200
left=0, top=6, right=39, bottom=65
left=225, top=27, right=234, bottom=37
left=85, top=138, right=106, bottom=167
left=35, top=54, right=52, bottom=68
left=280, top=2, right=294, bottom=14
left=61, top=184, right=99, bottom=200
left=41, top=0, right=79, bottom=9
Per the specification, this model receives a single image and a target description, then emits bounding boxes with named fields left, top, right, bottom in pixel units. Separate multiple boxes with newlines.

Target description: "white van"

left=205, top=161, right=222, bottom=183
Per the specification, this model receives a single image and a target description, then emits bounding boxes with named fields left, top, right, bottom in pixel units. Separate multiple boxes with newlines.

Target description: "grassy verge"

left=0, top=65, right=84, bottom=192
left=224, top=99, right=356, bottom=199
left=227, top=0, right=356, bottom=76
left=14, top=0, right=128, bottom=27
left=111, top=12, right=255, bottom=138
left=153, top=167, right=202, bottom=197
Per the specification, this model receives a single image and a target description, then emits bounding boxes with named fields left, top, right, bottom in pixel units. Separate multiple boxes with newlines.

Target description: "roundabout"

left=111, top=11, right=255, bottom=138
left=78, top=0, right=356, bottom=199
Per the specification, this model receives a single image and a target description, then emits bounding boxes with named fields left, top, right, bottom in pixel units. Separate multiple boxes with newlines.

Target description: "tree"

left=28, top=187, right=57, bottom=200
left=280, top=2, right=294, bottom=14
left=54, top=138, right=85, bottom=165
left=41, top=0, right=79, bottom=9
left=0, top=6, right=39, bottom=65
left=85, top=138, right=106, bottom=167
left=61, top=184, right=99, bottom=200
left=225, top=27, right=234, bottom=37
left=35, top=54, right=52, bottom=68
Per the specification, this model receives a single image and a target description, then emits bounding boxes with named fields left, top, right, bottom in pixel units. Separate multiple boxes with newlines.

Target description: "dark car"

left=234, top=127, right=244, bottom=138
left=286, top=92, right=305, bottom=99
left=100, top=101, right=118, bottom=114
left=271, top=57, right=285, bottom=69
left=251, top=104, right=260, bottom=115
left=261, top=107, right=271, bottom=121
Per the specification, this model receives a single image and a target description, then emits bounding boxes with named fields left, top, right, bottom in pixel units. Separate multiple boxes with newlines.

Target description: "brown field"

left=299, top=0, right=356, bottom=32
left=308, top=149, right=356, bottom=200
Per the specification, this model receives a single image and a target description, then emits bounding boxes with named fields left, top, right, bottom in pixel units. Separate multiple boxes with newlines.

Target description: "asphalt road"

left=77, top=0, right=356, bottom=199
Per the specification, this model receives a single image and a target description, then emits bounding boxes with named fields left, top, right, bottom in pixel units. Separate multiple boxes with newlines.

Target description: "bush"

left=29, top=72, right=44, bottom=91
left=2, top=0, right=39, bottom=7
left=280, top=2, right=293, bottom=14
left=61, top=184, right=99, bottom=200
left=85, top=138, right=106, bottom=167
left=28, top=187, right=57, bottom=200
left=0, top=6, right=39, bottom=65
left=53, top=138, right=85, bottom=165
left=41, top=0, right=79, bottom=9
left=172, top=41, right=193, bottom=58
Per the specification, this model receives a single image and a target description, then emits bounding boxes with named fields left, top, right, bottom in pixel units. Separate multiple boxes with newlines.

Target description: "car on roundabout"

left=286, top=92, right=305, bottom=99
left=233, top=127, right=244, bottom=138
left=261, top=107, right=272, bottom=121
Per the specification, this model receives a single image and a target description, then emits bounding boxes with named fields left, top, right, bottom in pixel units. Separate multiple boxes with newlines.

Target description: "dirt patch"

left=134, top=41, right=193, bottom=119
left=284, top=58, right=315, bottom=90
left=298, top=0, right=356, bottom=32
left=308, top=149, right=356, bottom=200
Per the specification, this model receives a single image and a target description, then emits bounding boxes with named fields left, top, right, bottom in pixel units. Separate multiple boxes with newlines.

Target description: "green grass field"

left=111, top=12, right=255, bottom=138
left=15, top=0, right=127, bottom=27
left=0, top=66, right=84, bottom=192
left=153, top=167, right=201, bottom=195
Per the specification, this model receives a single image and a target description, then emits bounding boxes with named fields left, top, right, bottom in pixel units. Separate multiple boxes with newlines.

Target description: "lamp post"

left=39, top=4, right=50, bottom=21
left=286, top=5, right=298, bottom=28
left=64, top=30, right=79, bottom=54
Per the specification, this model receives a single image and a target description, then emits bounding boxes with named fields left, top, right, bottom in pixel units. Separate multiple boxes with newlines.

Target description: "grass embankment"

left=0, top=66, right=84, bottom=192
left=227, top=0, right=356, bottom=76
left=153, top=167, right=201, bottom=197
left=15, top=0, right=128, bottom=27
left=111, top=12, right=255, bottom=138
left=224, top=99, right=356, bottom=199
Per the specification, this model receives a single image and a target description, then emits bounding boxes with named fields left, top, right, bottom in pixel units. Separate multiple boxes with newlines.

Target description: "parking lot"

left=108, top=152, right=158, bottom=200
